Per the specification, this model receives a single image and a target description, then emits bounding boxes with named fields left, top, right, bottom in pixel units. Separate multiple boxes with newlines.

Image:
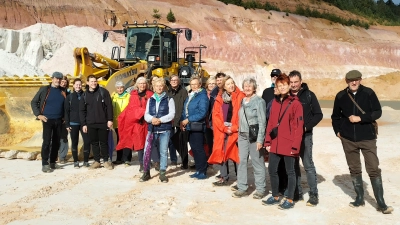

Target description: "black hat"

left=270, top=69, right=281, bottom=77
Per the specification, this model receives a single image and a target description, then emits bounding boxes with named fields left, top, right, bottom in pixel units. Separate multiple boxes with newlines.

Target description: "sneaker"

left=307, top=193, right=319, bottom=206
left=82, top=162, right=90, bottom=167
left=212, top=178, right=229, bottom=187
left=42, top=165, right=53, bottom=173
left=232, top=190, right=248, bottom=198
left=89, top=161, right=101, bottom=170
left=253, top=191, right=265, bottom=199
left=139, top=163, right=144, bottom=173
left=140, top=171, right=151, bottom=182
left=196, top=173, right=207, bottom=180
left=189, top=172, right=200, bottom=178
left=124, top=161, right=131, bottom=167
left=262, top=196, right=280, bottom=206
left=279, top=199, right=295, bottom=210
left=50, top=163, right=61, bottom=169
left=159, top=170, right=169, bottom=183
left=230, top=185, right=239, bottom=191
left=74, top=162, right=80, bottom=169
left=153, top=162, right=160, bottom=171
left=103, top=161, right=114, bottom=170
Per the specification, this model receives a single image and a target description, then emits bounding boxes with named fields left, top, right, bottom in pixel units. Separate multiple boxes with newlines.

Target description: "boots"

left=140, top=171, right=151, bottom=182
left=349, top=175, right=365, bottom=207
left=370, top=176, right=394, bottom=214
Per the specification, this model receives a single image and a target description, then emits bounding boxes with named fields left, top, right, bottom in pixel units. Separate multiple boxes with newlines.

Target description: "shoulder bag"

left=270, top=99, right=293, bottom=140
left=242, top=102, right=259, bottom=143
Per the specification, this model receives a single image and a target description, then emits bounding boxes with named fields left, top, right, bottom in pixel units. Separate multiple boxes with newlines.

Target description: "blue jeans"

left=189, top=131, right=207, bottom=174
left=295, top=133, right=318, bottom=195
left=143, top=131, right=170, bottom=171
left=168, top=127, right=178, bottom=163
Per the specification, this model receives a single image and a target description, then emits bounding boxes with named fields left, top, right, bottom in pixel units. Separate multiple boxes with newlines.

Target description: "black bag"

left=242, top=103, right=259, bottom=143
left=269, top=99, right=293, bottom=140
left=190, top=122, right=203, bottom=132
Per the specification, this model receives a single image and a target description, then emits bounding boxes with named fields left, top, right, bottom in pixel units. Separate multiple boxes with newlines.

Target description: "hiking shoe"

left=189, top=172, right=200, bottom=178
left=180, top=164, right=188, bottom=170
left=103, top=161, right=114, bottom=170
left=232, top=190, right=248, bottom=198
left=279, top=199, right=295, bottom=210
left=294, top=194, right=304, bottom=202
left=307, top=193, right=319, bottom=206
left=124, top=161, right=131, bottom=167
left=89, top=161, right=101, bottom=170
left=215, top=174, right=222, bottom=180
left=59, top=159, right=67, bottom=164
left=139, top=163, right=144, bottom=173
left=153, top=162, right=160, bottom=171
left=196, top=173, right=207, bottom=180
left=262, top=196, right=280, bottom=206
left=74, top=162, right=80, bottom=169
left=378, top=206, right=394, bottom=214
left=159, top=170, right=169, bottom=183
left=230, top=185, right=239, bottom=191
left=82, top=162, right=90, bottom=167
left=50, top=163, right=61, bottom=169
left=212, top=178, right=229, bottom=187
left=112, top=160, right=123, bottom=165
left=42, top=165, right=53, bottom=173
left=170, top=161, right=178, bottom=166
left=140, top=171, right=151, bottom=182
left=253, top=191, right=265, bottom=199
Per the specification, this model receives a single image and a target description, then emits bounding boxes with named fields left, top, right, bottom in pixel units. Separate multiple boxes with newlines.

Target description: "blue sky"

left=391, top=0, right=400, bottom=4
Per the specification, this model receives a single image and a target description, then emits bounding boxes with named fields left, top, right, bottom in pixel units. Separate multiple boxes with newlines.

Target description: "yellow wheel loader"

left=0, top=21, right=209, bottom=158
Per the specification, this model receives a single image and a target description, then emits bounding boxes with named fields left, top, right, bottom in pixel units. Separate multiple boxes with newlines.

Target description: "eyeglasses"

left=170, top=79, right=179, bottom=82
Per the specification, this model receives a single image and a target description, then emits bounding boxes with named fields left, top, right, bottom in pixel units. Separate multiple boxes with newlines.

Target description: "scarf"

left=154, top=91, right=166, bottom=102
left=222, top=91, right=232, bottom=103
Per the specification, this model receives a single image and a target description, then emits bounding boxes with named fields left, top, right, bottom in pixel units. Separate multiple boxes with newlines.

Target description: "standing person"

left=58, top=76, right=71, bottom=164
left=140, top=77, right=175, bottom=183
left=262, top=74, right=304, bottom=210
left=204, top=76, right=216, bottom=158
left=233, top=77, right=267, bottom=199
left=167, top=75, right=188, bottom=167
left=181, top=76, right=209, bottom=179
left=331, top=70, right=393, bottom=214
left=79, top=75, right=114, bottom=170
left=205, top=76, right=216, bottom=98
left=112, top=81, right=130, bottom=165
left=208, top=76, right=245, bottom=186
left=116, top=77, right=153, bottom=172
left=31, top=72, right=66, bottom=173
left=64, top=78, right=91, bottom=168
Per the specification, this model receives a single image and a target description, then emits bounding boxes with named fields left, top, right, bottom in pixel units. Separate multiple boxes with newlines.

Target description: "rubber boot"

left=370, top=176, right=394, bottom=214
left=140, top=171, right=151, bottom=182
left=349, top=175, right=365, bottom=207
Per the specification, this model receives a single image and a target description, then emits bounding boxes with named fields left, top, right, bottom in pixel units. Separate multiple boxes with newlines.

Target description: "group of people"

left=31, top=69, right=393, bottom=213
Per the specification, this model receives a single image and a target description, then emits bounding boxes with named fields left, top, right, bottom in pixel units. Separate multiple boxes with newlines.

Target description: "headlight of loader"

left=148, top=56, right=155, bottom=62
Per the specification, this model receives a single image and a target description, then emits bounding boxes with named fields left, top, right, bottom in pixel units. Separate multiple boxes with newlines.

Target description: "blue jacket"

left=181, top=88, right=209, bottom=131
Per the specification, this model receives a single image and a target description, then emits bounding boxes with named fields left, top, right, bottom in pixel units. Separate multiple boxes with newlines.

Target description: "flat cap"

left=270, top=69, right=281, bottom=77
left=52, top=71, right=63, bottom=79
left=345, top=70, right=362, bottom=80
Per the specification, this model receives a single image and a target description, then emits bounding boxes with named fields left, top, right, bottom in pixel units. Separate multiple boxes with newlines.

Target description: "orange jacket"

left=208, top=87, right=245, bottom=164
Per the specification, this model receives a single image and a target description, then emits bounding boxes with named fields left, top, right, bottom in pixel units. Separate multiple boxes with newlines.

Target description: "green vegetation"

left=152, top=9, right=161, bottom=20
left=217, top=0, right=400, bottom=28
left=167, top=9, right=176, bottom=23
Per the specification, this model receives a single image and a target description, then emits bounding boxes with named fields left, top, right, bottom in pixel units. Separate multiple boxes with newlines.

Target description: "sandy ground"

left=0, top=123, right=399, bottom=224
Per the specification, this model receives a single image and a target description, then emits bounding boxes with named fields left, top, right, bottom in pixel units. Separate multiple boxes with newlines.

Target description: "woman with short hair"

left=59, top=76, right=71, bottom=164
left=233, top=77, right=267, bottom=199
left=208, top=76, right=245, bottom=186
left=205, top=76, right=216, bottom=98
left=262, top=74, right=304, bottom=210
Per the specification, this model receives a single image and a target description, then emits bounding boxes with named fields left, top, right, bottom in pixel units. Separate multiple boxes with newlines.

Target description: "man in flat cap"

left=331, top=70, right=393, bottom=214
left=31, top=72, right=67, bottom=173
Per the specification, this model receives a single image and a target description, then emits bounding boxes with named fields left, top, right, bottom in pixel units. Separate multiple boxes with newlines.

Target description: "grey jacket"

left=238, top=95, right=267, bottom=143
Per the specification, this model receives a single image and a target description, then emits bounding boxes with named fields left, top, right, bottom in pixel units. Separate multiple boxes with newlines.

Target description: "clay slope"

left=1, top=0, right=400, bottom=99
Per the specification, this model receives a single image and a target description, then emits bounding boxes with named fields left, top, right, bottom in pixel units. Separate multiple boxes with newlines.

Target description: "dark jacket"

left=331, top=85, right=381, bottom=142
left=295, top=83, right=323, bottom=133
left=79, top=86, right=113, bottom=126
left=264, top=95, right=304, bottom=157
left=167, top=84, right=188, bottom=127
left=31, top=85, right=66, bottom=118
left=148, top=94, right=173, bottom=132
left=261, top=87, right=275, bottom=107
left=64, top=90, right=83, bottom=126
left=181, top=88, right=209, bottom=131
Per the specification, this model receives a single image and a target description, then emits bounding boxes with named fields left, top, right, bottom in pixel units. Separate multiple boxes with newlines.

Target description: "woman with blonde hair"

left=205, top=76, right=216, bottom=98
left=208, top=75, right=245, bottom=186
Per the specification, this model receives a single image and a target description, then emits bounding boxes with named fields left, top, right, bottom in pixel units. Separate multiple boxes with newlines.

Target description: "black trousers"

left=87, top=124, right=109, bottom=163
left=41, top=119, right=62, bottom=166
left=70, top=125, right=91, bottom=162
left=269, top=153, right=296, bottom=200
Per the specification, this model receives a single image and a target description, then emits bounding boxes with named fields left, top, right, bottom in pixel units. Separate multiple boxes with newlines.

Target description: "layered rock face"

left=1, top=0, right=400, bottom=99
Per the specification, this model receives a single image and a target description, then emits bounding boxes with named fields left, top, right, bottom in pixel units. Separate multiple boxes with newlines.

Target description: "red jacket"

left=264, top=95, right=304, bottom=157
left=208, top=87, right=245, bottom=164
left=116, top=89, right=153, bottom=151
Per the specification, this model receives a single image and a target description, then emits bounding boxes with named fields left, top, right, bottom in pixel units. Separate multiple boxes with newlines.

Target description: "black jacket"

left=64, top=90, right=83, bottom=127
left=167, top=84, right=188, bottom=127
left=31, top=85, right=66, bottom=118
left=295, top=83, right=323, bottom=133
left=261, top=87, right=275, bottom=107
left=79, top=86, right=113, bottom=126
left=331, top=85, right=381, bottom=142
